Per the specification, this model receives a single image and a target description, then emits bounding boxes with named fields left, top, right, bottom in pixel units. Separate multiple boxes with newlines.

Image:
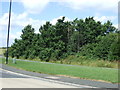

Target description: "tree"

left=7, top=17, right=118, bottom=62
left=8, top=25, right=35, bottom=59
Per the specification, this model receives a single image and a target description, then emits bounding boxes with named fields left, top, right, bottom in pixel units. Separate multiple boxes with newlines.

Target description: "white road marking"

left=46, top=76, right=60, bottom=79
left=0, top=68, right=97, bottom=88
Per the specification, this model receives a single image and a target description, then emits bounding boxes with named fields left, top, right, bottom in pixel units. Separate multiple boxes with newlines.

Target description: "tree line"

left=6, top=17, right=120, bottom=62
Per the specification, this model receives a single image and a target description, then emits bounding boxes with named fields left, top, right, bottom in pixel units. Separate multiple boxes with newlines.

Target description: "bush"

left=108, top=38, right=120, bottom=61
left=39, top=48, right=52, bottom=62
left=79, top=33, right=119, bottom=61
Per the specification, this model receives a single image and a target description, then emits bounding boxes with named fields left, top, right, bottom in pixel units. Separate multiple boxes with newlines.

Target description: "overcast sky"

left=0, top=0, right=119, bottom=47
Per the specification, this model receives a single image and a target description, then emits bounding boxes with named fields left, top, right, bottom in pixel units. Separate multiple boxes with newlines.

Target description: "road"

left=0, top=69, right=87, bottom=88
left=0, top=65, right=95, bottom=88
left=0, top=59, right=119, bottom=88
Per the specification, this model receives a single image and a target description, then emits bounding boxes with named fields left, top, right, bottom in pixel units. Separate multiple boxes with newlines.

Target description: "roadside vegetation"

left=0, top=58, right=118, bottom=83
left=4, top=16, right=119, bottom=68
left=52, top=55, right=118, bottom=68
left=17, top=55, right=118, bottom=68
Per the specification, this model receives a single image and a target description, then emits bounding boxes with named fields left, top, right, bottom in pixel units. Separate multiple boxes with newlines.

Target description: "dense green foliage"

left=6, top=17, right=119, bottom=61
left=80, top=33, right=120, bottom=61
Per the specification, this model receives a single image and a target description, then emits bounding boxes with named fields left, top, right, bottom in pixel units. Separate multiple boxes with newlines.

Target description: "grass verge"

left=0, top=58, right=118, bottom=83
left=17, top=55, right=118, bottom=68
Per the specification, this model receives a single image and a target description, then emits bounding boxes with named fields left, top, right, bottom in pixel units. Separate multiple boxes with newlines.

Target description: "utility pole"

left=6, top=0, right=12, bottom=64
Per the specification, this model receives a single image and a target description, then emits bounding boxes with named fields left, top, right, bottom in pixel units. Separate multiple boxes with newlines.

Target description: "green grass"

left=0, top=58, right=118, bottom=83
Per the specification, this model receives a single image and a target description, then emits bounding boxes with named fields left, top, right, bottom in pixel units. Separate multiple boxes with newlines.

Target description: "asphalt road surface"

left=0, top=66, right=95, bottom=88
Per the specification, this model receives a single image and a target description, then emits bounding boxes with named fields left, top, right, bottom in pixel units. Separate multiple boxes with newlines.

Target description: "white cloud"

left=94, top=16, right=117, bottom=23
left=0, top=32, right=21, bottom=47
left=50, top=16, right=71, bottom=25
left=1, top=0, right=49, bottom=14
left=2, top=0, right=118, bottom=13
left=113, top=24, right=118, bottom=29
left=57, top=0, right=118, bottom=11
left=20, top=0, right=118, bottom=14
left=0, top=12, right=27, bottom=26
left=21, top=0, right=50, bottom=14
left=0, top=12, right=45, bottom=31
left=0, top=12, right=46, bottom=47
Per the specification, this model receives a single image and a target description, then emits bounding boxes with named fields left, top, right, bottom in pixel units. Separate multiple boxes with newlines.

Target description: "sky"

left=0, top=0, right=119, bottom=47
